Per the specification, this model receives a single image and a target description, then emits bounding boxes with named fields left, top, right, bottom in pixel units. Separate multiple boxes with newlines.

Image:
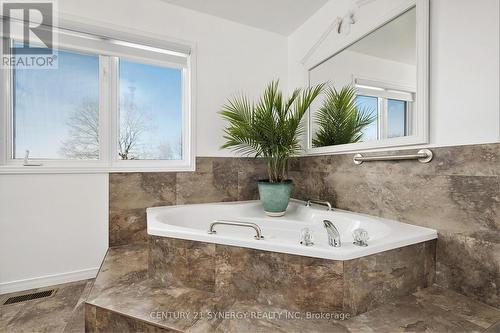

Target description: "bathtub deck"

left=84, top=244, right=500, bottom=333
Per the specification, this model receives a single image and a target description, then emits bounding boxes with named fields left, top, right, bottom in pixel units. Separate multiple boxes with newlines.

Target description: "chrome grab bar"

left=353, top=149, right=433, bottom=165
left=208, top=220, right=264, bottom=240
left=306, top=199, right=333, bottom=211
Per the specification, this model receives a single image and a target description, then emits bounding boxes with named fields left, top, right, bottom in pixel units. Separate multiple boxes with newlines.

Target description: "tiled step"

left=85, top=244, right=500, bottom=332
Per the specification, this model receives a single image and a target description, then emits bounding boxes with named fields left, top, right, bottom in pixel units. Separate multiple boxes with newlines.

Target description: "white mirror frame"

left=304, top=0, right=429, bottom=155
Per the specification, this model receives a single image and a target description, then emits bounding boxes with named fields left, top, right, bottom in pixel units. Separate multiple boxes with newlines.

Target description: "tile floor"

left=0, top=279, right=93, bottom=333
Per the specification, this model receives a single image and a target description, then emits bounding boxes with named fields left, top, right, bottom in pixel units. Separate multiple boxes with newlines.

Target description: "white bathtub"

left=147, top=200, right=437, bottom=261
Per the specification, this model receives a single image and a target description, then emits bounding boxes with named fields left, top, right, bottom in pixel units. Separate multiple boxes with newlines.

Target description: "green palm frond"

left=220, top=80, right=325, bottom=182
left=312, top=85, right=375, bottom=147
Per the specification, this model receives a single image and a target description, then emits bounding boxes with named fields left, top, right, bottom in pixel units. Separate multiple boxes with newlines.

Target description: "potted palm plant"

left=312, top=85, right=375, bottom=147
left=220, top=80, right=324, bottom=216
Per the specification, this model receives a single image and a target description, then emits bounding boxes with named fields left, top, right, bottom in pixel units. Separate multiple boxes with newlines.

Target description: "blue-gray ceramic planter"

left=257, top=180, right=293, bottom=217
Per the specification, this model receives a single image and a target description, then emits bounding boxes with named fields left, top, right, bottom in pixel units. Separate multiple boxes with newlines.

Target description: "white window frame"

left=355, top=79, right=414, bottom=140
left=0, top=19, right=196, bottom=174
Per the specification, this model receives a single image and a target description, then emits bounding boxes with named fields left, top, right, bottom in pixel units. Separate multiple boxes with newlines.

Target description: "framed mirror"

left=306, top=0, right=428, bottom=154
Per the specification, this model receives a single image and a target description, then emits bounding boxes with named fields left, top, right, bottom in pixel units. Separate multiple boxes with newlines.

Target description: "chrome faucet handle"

left=306, top=199, right=333, bottom=211
left=300, top=228, right=314, bottom=246
left=353, top=228, right=369, bottom=247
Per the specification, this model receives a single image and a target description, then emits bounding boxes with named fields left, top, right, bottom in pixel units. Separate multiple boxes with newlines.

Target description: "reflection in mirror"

left=309, top=7, right=416, bottom=148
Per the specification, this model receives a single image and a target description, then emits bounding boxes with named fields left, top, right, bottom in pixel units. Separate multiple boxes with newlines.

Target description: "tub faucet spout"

left=323, top=220, right=341, bottom=247
left=306, top=199, right=333, bottom=211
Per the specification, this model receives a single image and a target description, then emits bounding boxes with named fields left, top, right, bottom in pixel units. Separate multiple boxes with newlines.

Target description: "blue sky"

left=14, top=49, right=183, bottom=160
left=387, top=99, right=406, bottom=138
left=356, top=95, right=378, bottom=141
left=119, top=59, right=182, bottom=160
left=356, top=96, right=407, bottom=141
left=14, top=50, right=99, bottom=159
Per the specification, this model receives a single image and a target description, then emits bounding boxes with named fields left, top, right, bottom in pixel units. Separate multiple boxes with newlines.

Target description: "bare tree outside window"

left=118, top=86, right=149, bottom=160
left=13, top=49, right=100, bottom=160
left=59, top=57, right=183, bottom=161
left=60, top=86, right=179, bottom=160
left=60, top=86, right=145, bottom=160
left=59, top=99, right=100, bottom=159
left=157, top=138, right=182, bottom=160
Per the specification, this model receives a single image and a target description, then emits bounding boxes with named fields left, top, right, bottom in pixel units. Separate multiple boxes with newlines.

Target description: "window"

left=0, top=24, right=194, bottom=172
left=118, top=59, right=183, bottom=161
left=13, top=49, right=100, bottom=160
left=355, top=95, right=378, bottom=141
left=387, top=99, right=407, bottom=138
left=355, top=80, right=413, bottom=141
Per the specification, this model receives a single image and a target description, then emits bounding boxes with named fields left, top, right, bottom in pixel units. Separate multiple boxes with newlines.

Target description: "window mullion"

left=0, top=67, right=9, bottom=165
left=3, top=47, right=20, bottom=164
left=99, top=55, right=111, bottom=166
left=0, top=39, right=14, bottom=165
left=379, top=98, right=388, bottom=140
left=108, top=56, right=119, bottom=166
left=406, top=102, right=412, bottom=136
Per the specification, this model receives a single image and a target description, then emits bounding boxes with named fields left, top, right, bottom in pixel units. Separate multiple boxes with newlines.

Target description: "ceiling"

left=349, top=8, right=416, bottom=65
left=159, top=0, right=330, bottom=36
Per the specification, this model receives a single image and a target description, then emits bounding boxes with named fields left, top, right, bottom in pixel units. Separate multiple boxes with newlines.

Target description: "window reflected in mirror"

left=355, top=95, right=378, bottom=141
left=309, top=7, right=416, bottom=148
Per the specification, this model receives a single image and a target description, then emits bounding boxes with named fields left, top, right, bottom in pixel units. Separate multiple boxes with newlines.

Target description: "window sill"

left=0, top=164, right=196, bottom=175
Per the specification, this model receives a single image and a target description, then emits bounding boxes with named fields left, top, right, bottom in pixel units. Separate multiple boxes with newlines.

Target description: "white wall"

left=429, top=0, right=499, bottom=146
left=58, top=0, right=288, bottom=158
left=0, top=174, right=108, bottom=293
left=0, top=0, right=288, bottom=293
left=289, top=0, right=500, bottom=148
left=309, top=50, right=416, bottom=91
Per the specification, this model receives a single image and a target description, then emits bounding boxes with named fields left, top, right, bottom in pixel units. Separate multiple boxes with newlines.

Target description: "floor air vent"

left=3, top=289, right=56, bottom=305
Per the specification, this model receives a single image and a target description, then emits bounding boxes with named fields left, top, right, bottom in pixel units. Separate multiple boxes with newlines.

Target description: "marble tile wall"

left=149, top=236, right=435, bottom=315
left=290, top=143, right=500, bottom=308
left=148, top=236, right=344, bottom=313
left=109, top=157, right=267, bottom=246
left=214, top=244, right=345, bottom=313
left=109, top=143, right=499, bottom=308
left=343, top=240, right=436, bottom=314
